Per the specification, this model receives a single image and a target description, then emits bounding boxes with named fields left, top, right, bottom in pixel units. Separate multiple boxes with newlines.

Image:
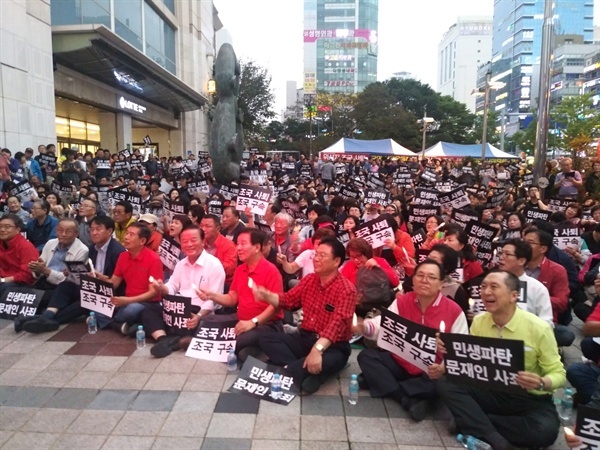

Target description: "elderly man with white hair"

left=271, top=212, right=301, bottom=291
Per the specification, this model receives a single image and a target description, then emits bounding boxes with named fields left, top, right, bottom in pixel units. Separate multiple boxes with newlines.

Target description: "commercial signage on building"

left=119, top=96, right=146, bottom=114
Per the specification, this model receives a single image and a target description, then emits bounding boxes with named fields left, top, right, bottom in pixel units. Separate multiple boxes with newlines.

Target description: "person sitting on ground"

left=426, top=244, right=470, bottom=315
left=200, top=214, right=237, bottom=288
left=145, top=226, right=225, bottom=358
left=437, top=270, right=565, bottom=450
left=443, top=225, right=484, bottom=283
left=137, top=213, right=162, bottom=253
left=0, top=214, right=38, bottom=298
left=4, top=196, right=30, bottom=223
left=254, top=237, right=356, bottom=395
left=112, top=201, right=135, bottom=244
left=197, top=229, right=283, bottom=362
left=355, top=259, right=468, bottom=421
left=220, top=206, right=246, bottom=243
left=341, top=237, right=400, bottom=287
left=25, top=199, right=58, bottom=252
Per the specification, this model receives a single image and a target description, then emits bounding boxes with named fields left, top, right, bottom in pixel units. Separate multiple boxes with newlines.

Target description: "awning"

left=423, top=142, right=520, bottom=159
left=320, top=138, right=416, bottom=157
left=52, top=25, right=208, bottom=114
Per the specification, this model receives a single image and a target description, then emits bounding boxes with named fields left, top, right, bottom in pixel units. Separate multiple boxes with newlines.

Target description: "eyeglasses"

left=498, top=252, right=517, bottom=258
left=414, top=274, right=441, bottom=282
left=314, top=252, right=331, bottom=260
left=0, top=224, right=16, bottom=230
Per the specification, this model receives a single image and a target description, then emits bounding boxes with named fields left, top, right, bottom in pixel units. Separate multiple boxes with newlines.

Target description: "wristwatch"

left=314, top=343, right=325, bottom=354
left=538, top=379, right=545, bottom=391
left=251, top=318, right=259, bottom=327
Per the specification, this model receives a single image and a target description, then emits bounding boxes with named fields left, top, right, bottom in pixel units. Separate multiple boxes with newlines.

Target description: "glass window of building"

left=144, top=2, right=176, bottom=73
left=115, top=0, right=143, bottom=51
left=51, top=0, right=110, bottom=27
left=163, top=0, right=175, bottom=13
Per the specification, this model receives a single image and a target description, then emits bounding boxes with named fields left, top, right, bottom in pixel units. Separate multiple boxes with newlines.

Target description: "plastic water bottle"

left=227, top=348, right=237, bottom=371
left=559, top=388, right=574, bottom=423
left=270, top=374, right=282, bottom=400
left=135, top=325, right=146, bottom=349
left=457, top=434, right=492, bottom=450
left=87, top=312, right=97, bottom=334
left=348, top=374, right=359, bottom=405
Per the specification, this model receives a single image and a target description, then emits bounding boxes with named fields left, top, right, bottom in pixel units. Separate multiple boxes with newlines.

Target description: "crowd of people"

left=1, top=144, right=599, bottom=449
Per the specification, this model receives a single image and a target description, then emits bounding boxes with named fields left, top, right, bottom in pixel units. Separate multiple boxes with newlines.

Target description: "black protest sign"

left=465, top=220, right=496, bottom=268
left=129, top=158, right=143, bottom=172
left=247, top=169, right=268, bottom=184
left=337, top=230, right=350, bottom=247
left=95, top=158, right=111, bottom=170
left=126, top=192, right=142, bottom=215
left=443, top=333, right=525, bottom=394
left=270, top=161, right=281, bottom=172
left=207, top=198, right=224, bottom=217
left=187, top=179, right=209, bottom=196
left=364, top=189, right=391, bottom=206
left=393, top=171, right=413, bottom=187
left=523, top=207, right=551, bottom=223
left=451, top=208, right=479, bottom=229
left=335, top=163, right=346, bottom=176
left=64, top=260, right=92, bottom=274
left=354, top=216, right=394, bottom=249
left=300, top=163, right=312, bottom=177
left=464, top=275, right=487, bottom=315
left=415, top=249, right=430, bottom=264
left=450, top=167, right=462, bottom=179
left=39, top=154, right=58, bottom=170
left=449, top=258, right=464, bottom=283
left=575, top=405, right=600, bottom=449
left=282, top=161, right=296, bottom=171
left=113, top=160, right=129, bottom=176
left=435, top=181, right=458, bottom=193
left=10, top=180, right=36, bottom=204
left=553, top=222, right=581, bottom=251
left=377, top=309, right=438, bottom=372
left=408, top=205, right=440, bottom=227
left=229, top=356, right=299, bottom=405
left=483, top=189, right=509, bottom=209
left=438, top=186, right=470, bottom=210
left=108, top=186, right=128, bottom=208
left=0, top=287, right=43, bottom=319
left=236, top=186, right=272, bottom=216
left=462, top=166, right=473, bottom=175
left=413, top=188, right=441, bottom=207
left=186, top=319, right=237, bottom=362
left=51, top=180, right=76, bottom=205
left=158, top=234, right=182, bottom=271
left=217, top=184, right=239, bottom=201
left=197, top=157, right=212, bottom=175
left=162, top=294, right=192, bottom=334
left=339, top=186, right=360, bottom=200
left=547, top=198, right=571, bottom=213
left=420, top=167, right=437, bottom=184
left=411, top=228, right=427, bottom=249
left=351, top=177, right=366, bottom=190
left=80, top=274, right=115, bottom=317
left=517, top=280, right=527, bottom=307
left=164, top=198, right=186, bottom=222
left=119, top=148, right=132, bottom=159
left=521, top=172, right=533, bottom=187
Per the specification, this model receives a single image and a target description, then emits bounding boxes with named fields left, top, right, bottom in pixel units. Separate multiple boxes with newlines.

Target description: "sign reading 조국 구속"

left=80, top=274, right=115, bottom=317
left=186, top=319, right=237, bottom=362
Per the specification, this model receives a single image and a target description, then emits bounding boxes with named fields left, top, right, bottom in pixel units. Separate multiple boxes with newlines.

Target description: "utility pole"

left=420, top=105, right=428, bottom=160
left=481, top=71, right=491, bottom=161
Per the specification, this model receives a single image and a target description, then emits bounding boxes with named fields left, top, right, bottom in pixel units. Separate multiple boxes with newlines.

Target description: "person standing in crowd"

left=554, top=157, right=583, bottom=199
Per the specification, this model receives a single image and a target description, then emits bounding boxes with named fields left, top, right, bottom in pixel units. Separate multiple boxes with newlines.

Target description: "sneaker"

left=22, top=316, right=60, bottom=334
left=357, top=373, right=369, bottom=390
left=150, top=335, right=181, bottom=358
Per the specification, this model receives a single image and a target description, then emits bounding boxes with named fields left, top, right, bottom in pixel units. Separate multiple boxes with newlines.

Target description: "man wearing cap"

left=139, top=213, right=162, bottom=252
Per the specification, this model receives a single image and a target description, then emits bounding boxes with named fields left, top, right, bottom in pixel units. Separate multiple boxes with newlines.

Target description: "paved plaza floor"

left=0, top=317, right=583, bottom=449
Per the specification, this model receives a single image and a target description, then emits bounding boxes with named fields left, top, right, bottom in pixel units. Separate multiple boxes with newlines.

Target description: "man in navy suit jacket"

left=18, top=216, right=126, bottom=333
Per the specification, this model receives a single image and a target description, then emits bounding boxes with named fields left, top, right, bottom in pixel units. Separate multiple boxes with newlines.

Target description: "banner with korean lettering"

left=339, top=186, right=360, bottom=200
left=413, top=188, right=441, bottom=207
left=547, top=198, right=571, bottom=213
left=51, top=180, right=77, bottom=205
left=364, top=189, right=391, bottom=206
left=108, top=186, right=128, bottom=208
left=186, top=319, right=237, bottom=362
left=187, top=180, right=209, bottom=196
left=10, top=180, right=36, bottom=204
left=443, top=333, right=525, bottom=394
left=0, top=287, right=43, bottom=320
left=376, top=309, right=438, bottom=372
left=410, top=229, right=427, bottom=249
left=229, top=356, right=299, bottom=405
left=408, top=206, right=440, bottom=227
left=162, top=294, right=191, bottom=335
left=438, top=186, right=470, bottom=210
left=450, top=208, right=480, bottom=230
left=163, top=198, right=186, bottom=222
left=354, top=217, right=394, bottom=249
left=394, top=171, right=413, bottom=188
left=523, top=207, right=551, bottom=223
left=158, top=235, right=182, bottom=272
left=79, top=274, right=115, bottom=317
left=575, top=405, right=600, bottom=449
left=553, top=223, right=581, bottom=251
left=465, top=220, right=496, bottom=269
left=464, top=275, right=487, bottom=316
left=236, top=186, right=272, bottom=216
left=64, top=260, right=92, bottom=275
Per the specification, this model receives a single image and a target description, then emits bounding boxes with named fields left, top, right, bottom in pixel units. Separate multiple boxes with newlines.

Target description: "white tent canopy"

left=320, top=138, right=416, bottom=157
left=423, top=142, right=520, bottom=159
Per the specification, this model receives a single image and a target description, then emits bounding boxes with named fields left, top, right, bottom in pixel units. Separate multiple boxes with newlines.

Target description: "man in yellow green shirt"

left=438, top=270, right=566, bottom=450
left=113, top=201, right=135, bottom=244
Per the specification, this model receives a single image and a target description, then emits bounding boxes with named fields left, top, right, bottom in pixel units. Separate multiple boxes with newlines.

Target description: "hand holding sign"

left=111, top=296, right=129, bottom=307
left=515, top=371, right=544, bottom=391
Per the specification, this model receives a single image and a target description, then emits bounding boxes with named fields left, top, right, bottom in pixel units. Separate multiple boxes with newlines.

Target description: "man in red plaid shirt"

left=254, top=237, right=356, bottom=394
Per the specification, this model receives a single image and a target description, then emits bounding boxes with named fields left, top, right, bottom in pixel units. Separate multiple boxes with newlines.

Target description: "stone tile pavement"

left=0, top=317, right=583, bottom=449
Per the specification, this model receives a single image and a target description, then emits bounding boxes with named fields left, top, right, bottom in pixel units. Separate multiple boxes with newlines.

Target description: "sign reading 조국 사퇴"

left=162, top=294, right=191, bottom=335
left=79, top=274, right=115, bottom=317
left=158, top=234, right=182, bottom=272
left=574, top=405, right=600, bottom=449
left=229, top=356, right=299, bottom=405
left=553, top=223, right=581, bottom=251
left=236, top=186, right=272, bottom=216
left=438, top=186, right=470, bottom=210
left=353, top=217, right=394, bottom=249
left=0, top=287, right=43, bottom=320
left=442, top=333, right=525, bottom=394
left=376, top=308, right=438, bottom=372
left=186, top=319, right=237, bottom=362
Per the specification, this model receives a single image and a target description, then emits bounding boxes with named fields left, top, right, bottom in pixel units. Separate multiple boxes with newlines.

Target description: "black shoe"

left=447, top=418, right=458, bottom=434
left=14, top=314, right=36, bottom=333
left=238, top=346, right=261, bottom=363
left=357, top=373, right=369, bottom=390
left=22, top=316, right=60, bottom=334
left=408, top=399, right=429, bottom=422
left=301, top=375, right=321, bottom=395
left=150, top=335, right=181, bottom=358
left=126, top=323, right=141, bottom=338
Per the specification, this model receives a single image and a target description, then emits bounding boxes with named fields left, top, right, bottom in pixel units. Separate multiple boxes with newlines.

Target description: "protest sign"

left=523, top=207, right=552, bottom=223
left=438, top=186, right=470, bottom=210
left=366, top=173, right=385, bottom=189
left=162, top=294, right=192, bottom=335
left=282, top=162, right=296, bottom=172
left=229, top=356, right=299, bottom=405
left=408, top=205, right=440, bottom=226
left=411, top=228, right=427, bottom=249
left=464, top=275, right=487, bottom=315
left=483, top=189, right=509, bottom=209
left=64, top=260, right=92, bottom=275
left=107, top=186, right=128, bottom=208
left=217, top=184, right=240, bottom=201
left=574, top=405, right=600, bottom=450
left=126, top=192, right=142, bottom=215
left=553, top=223, right=581, bottom=251
left=451, top=208, right=480, bottom=230
left=207, top=198, right=225, bottom=217
left=335, top=163, right=347, bottom=176
left=0, top=287, right=43, bottom=320
left=415, top=249, right=430, bottom=264
left=163, top=198, right=186, bottom=222
left=449, top=258, right=464, bottom=284
left=364, top=189, right=391, bottom=206
left=376, top=309, right=438, bottom=372
left=187, top=179, right=209, bottom=196
left=521, top=173, right=533, bottom=187
left=158, top=234, right=182, bottom=271
left=10, top=180, right=36, bottom=204
left=247, top=169, right=268, bottom=184
left=394, top=171, right=413, bottom=187
left=197, top=157, right=212, bottom=175
left=354, top=216, right=394, bottom=249
left=517, top=280, right=527, bottom=307
left=443, top=333, right=525, bottom=394
left=51, top=180, right=77, bottom=205
left=39, top=154, right=58, bottom=170
left=547, top=198, right=571, bottom=213
left=413, top=188, right=441, bottom=207
left=337, top=230, right=350, bottom=247
left=420, top=167, right=437, bottom=184
left=113, top=160, right=129, bottom=176
left=186, top=319, right=237, bottom=362
left=300, top=164, right=312, bottom=177
left=95, top=158, right=111, bottom=170
left=236, top=186, right=272, bottom=216
left=80, top=274, right=115, bottom=317
left=465, top=220, right=496, bottom=268
left=339, top=186, right=360, bottom=200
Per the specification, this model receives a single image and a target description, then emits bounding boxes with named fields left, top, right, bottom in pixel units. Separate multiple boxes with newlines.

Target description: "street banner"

left=0, top=287, right=43, bottom=320
left=80, top=274, right=115, bottom=317
left=186, top=319, right=237, bottom=362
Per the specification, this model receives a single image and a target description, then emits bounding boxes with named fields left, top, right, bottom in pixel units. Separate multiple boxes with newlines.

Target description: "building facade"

left=1, top=0, right=221, bottom=158
left=551, top=39, right=600, bottom=105
left=490, top=0, right=594, bottom=122
left=583, top=48, right=600, bottom=112
left=437, top=16, right=493, bottom=113
left=303, top=0, right=378, bottom=106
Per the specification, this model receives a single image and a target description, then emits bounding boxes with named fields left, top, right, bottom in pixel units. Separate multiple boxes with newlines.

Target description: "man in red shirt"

left=199, top=228, right=283, bottom=361
left=200, top=215, right=237, bottom=287
left=95, top=222, right=163, bottom=334
left=253, top=237, right=356, bottom=395
left=0, top=214, right=38, bottom=296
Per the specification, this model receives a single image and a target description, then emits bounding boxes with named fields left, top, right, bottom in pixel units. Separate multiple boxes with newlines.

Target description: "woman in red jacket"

left=443, top=225, right=484, bottom=283
left=341, top=238, right=400, bottom=287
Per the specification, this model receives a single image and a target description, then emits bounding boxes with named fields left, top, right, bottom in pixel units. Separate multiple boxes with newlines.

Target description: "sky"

left=213, top=0, right=600, bottom=114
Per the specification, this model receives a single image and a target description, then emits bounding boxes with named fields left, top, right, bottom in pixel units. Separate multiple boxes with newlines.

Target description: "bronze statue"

left=209, top=44, right=244, bottom=184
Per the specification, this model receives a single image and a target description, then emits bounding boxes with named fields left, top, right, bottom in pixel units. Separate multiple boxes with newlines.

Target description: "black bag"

left=355, top=266, right=394, bottom=317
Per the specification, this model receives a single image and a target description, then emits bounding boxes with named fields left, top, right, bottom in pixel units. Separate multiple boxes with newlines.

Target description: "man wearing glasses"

left=25, top=200, right=58, bottom=252
left=355, top=259, right=468, bottom=421
left=0, top=214, right=39, bottom=297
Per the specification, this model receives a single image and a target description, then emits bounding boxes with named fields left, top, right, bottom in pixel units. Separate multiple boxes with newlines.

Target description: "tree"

left=313, top=91, right=357, bottom=139
left=551, top=93, right=600, bottom=169
left=465, top=109, right=501, bottom=147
